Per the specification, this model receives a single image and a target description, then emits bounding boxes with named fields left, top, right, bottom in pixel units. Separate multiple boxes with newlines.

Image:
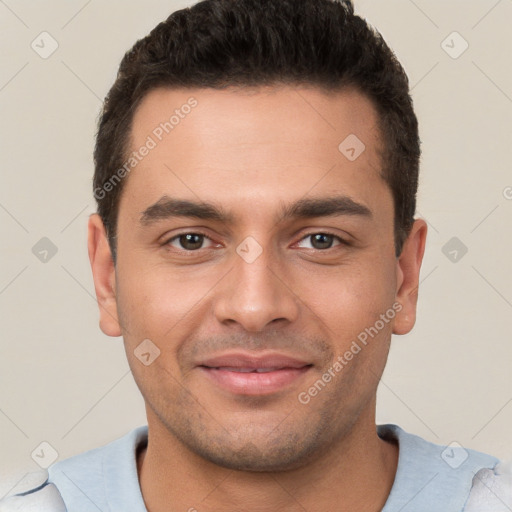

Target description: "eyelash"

left=163, top=231, right=348, bottom=253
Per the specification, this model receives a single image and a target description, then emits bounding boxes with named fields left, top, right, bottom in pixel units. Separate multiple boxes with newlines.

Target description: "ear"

left=87, top=214, right=122, bottom=337
left=393, top=218, right=428, bottom=335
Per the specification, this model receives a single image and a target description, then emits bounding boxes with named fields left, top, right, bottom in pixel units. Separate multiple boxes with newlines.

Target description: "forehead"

left=120, top=85, right=390, bottom=221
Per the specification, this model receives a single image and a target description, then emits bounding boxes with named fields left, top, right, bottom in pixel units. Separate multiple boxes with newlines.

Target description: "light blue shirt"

left=0, top=424, right=504, bottom=511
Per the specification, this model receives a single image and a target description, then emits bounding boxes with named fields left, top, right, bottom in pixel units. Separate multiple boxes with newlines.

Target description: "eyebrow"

left=139, top=194, right=372, bottom=226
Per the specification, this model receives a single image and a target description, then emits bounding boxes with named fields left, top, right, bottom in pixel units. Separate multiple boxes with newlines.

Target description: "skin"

left=88, top=85, right=427, bottom=511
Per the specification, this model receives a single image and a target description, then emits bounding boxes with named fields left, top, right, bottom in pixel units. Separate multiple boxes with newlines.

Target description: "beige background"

left=1, top=0, right=511, bottom=496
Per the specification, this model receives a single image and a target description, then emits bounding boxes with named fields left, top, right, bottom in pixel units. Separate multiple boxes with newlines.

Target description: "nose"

left=213, top=241, right=300, bottom=333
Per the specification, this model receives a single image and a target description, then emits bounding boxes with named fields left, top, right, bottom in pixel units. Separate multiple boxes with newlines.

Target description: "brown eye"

left=297, top=233, right=344, bottom=250
left=311, top=233, right=335, bottom=249
left=167, top=233, right=213, bottom=251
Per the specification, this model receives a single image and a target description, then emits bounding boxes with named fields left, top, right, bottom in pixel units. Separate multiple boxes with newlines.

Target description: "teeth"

left=216, top=367, right=279, bottom=373
left=217, top=367, right=255, bottom=372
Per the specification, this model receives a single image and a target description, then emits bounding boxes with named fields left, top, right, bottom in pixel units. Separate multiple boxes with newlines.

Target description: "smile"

left=198, top=364, right=312, bottom=395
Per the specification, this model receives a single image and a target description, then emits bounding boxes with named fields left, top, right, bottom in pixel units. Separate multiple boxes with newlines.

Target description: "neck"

left=137, top=405, right=398, bottom=512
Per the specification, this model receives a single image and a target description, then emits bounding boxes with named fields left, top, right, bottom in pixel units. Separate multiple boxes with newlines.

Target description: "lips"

left=197, top=352, right=312, bottom=395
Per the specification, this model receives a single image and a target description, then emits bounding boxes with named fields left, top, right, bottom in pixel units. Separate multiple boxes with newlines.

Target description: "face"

left=89, top=85, right=426, bottom=472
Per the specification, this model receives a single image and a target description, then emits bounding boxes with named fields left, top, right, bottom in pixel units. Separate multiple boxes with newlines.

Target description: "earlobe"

left=87, top=214, right=122, bottom=337
left=393, top=219, right=428, bottom=336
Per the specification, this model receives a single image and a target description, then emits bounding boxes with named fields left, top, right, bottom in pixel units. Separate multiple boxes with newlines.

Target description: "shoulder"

left=0, top=470, right=67, bottom=511
left=464, top=459, right=512, bottom=511
left=47, top=426, right=148, bottom=511
left=378, top=424, right=503, bottom=511
left=0, top=426, right=148, bottom=512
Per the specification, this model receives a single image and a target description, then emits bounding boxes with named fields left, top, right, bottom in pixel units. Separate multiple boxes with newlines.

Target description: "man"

left=1, top=0, right=510, bottom=510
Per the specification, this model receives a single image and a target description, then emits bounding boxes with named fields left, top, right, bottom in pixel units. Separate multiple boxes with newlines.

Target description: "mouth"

left=197, top=352, right=313, bottom=396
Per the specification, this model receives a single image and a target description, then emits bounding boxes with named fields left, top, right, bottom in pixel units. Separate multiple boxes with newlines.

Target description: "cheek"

left=115, top=261, right=216, bottom=351
left=300, top=258, right=397, bottom=337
